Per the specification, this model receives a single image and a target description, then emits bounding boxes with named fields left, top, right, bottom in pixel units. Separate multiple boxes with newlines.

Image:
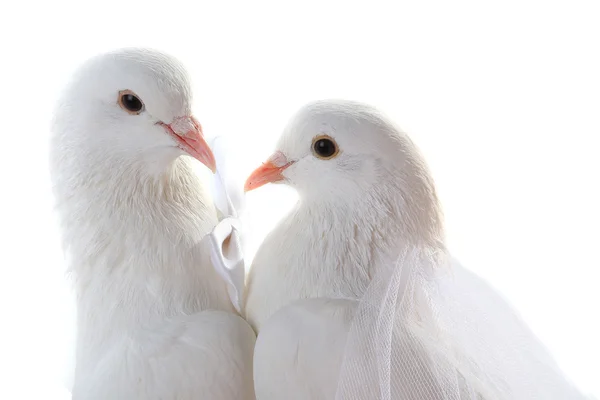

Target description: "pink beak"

left=159, top=116, right=217, bottom=173
left=244, top=151, right=294, bottom=192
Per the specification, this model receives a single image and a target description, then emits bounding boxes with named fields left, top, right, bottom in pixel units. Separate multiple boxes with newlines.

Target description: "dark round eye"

left=118, top=90, right=144, bottom=114
left=312, top=136, right=339, bottom=159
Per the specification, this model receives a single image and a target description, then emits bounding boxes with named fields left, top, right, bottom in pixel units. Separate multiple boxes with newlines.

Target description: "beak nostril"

left=158, top=116, right=217, bottom=173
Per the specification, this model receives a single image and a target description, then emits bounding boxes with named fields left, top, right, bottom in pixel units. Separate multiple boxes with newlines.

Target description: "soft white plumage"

left=245, top=99, right=443, bottom=332
left=50, top=48, right=255, bottom=400
left=244, top=99, right=586, bottom=399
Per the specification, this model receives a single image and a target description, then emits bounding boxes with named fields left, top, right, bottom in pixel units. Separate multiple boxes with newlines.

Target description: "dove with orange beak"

left=243, top=99, right=586, bottom=400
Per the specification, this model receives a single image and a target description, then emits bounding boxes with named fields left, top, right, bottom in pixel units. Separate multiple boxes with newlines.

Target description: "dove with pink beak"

left=50, top=48, right=255, bottom=400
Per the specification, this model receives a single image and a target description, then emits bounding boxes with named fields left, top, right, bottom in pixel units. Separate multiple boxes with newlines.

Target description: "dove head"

left=52, top=48, right=216, bottom=174
left=245, top=99, right=444, bottom=246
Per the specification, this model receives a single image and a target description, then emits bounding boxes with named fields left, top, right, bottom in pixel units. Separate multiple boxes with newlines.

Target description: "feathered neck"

left=52, top=153, right=217, bottom=270
left=51, top=151, right=231, bottom=370
left=297, top=163, right=446, bottom=260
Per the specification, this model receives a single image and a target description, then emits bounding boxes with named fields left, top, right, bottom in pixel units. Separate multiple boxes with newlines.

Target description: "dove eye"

left=118, top=90, right=145, bottom=115
left=312, top=135, right=339, bottom=160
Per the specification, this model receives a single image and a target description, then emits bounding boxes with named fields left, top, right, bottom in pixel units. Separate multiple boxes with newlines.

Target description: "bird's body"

left=252, top=298, right=357, bottom=400
left=246, top=201, right=382, bottom=397
left=253, top=297, right=459, bottom=400
left=244, top=99, right=584, bottom=399
left=51, top=48, right=255, bottom=399
left=245, top=201, right=372, bottom=331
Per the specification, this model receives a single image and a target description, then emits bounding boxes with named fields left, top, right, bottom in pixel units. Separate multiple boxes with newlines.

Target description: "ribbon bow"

left=205, top=136, right=246, bottom=314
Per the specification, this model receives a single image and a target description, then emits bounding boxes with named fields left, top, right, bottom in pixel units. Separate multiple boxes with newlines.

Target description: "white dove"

left=243, top=99, right=587, bottom=400
left=50, top=48, right=255, bottom=400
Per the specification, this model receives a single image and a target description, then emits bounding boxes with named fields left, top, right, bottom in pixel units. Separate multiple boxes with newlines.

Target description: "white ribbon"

left=205, top=136, right=246, bottom=313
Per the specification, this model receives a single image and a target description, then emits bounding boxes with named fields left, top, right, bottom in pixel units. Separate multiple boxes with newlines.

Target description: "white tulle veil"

left=335, top=247, right=587, bottom=400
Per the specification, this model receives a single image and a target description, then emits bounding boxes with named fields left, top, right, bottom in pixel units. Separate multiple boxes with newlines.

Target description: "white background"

left=0, top=0, right=598, bottom=398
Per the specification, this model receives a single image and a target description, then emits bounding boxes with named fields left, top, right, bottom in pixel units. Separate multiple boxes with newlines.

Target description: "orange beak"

left=159, top=116, right=217, bottom=173
left=244, top=151, right=294, bottom=192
